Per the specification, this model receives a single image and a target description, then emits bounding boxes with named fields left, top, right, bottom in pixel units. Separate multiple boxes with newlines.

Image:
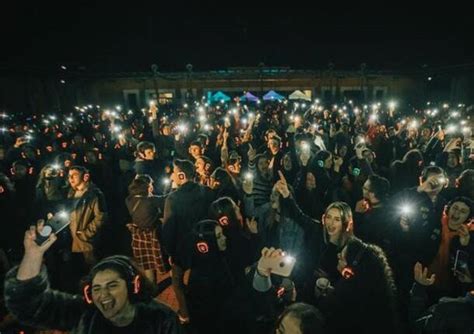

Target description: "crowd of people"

left=0, top=96, right=473, bottom=333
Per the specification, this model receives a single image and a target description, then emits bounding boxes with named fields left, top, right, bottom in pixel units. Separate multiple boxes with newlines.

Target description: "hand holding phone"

left=34, top=211, right=70, bottom=246
left=257, top=247, right=296, bottom=277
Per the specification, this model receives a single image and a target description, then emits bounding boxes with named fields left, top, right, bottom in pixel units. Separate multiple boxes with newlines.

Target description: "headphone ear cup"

left=321, top=214, right=326, bottom=225
left=132, top=275, right=141, bottom=294
left=341, top=267, right=354, bottom=279
left=317, top=160, right=324, bottom=168
left=83, top=285, right=93, bottom=304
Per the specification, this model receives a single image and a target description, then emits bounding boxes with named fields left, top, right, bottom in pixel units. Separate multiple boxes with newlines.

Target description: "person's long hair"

left=209, top=196, right=243, bottom=231
left=331, top=238, right=399, bottom=331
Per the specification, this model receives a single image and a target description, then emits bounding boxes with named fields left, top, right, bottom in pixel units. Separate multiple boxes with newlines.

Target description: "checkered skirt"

left=129, top=225, right=167, bottom=273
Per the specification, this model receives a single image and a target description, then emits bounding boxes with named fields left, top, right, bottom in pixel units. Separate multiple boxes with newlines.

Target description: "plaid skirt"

left=129, top=225, right=167, bottom=273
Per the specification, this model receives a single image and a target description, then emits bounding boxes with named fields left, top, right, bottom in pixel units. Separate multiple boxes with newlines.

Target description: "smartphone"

left=257, top=253, right=296, bottom=277
left=453, top=250, right=469, bottom=273
left=35, top=211, right=71, bottom=246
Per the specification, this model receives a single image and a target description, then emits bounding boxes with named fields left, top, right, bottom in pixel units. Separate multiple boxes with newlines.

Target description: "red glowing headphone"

left=218, top=216, right=229, bottom=227
left=194, top=220, right=219, bottom=255
left=341, top=244, right=366, bottom=279
left=83, top=256, right=141, bottom=305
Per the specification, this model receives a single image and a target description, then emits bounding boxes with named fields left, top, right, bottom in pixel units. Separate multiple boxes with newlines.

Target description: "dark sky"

left=1, top=2, right=472, bottom=72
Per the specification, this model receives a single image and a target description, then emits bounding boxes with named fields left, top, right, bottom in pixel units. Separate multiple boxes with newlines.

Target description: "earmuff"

left=352, top=167, right=361, bottom=176
left=194, top=220, right=218, bottom=255
left=341, top=244, right=366, bottom=279
left=83, top=256, right=141, bottom=305
left=218, top=216, right=229, bottom=227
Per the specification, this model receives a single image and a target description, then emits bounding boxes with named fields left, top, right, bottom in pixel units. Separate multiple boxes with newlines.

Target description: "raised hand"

left=414, top=262, right=436, bottom=286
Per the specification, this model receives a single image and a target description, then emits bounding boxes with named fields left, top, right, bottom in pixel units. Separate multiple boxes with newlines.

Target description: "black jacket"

left=162, top=182, right=214, bottom=260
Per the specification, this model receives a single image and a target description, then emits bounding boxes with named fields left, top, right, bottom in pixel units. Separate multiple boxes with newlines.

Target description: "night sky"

left=1, top=2, right=472, bottom=73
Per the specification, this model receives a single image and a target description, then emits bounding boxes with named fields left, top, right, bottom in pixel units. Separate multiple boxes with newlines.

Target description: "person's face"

left=171, top=165, right=184, bottom=186
left=91, top=269, right=131, bottom=322
left=68, top=169, right=85, bottom=190
left=324, top=154, right=333, bottom=169
left=86, top=152, right=98, bottom=164
left=363, top=150, right=374, bottom=164
left=422, top=128, right=431, bottom=138
left=337, top=246, right=348, bottom=273
left=447, top=152, right=458, bottom=168
left=215, top=225, right=227, bottom=251
left=324, top=208, right=344, bottom=237
left=276, top=313, right=301, bottom=334
left=147, top=182, right=154, bottom=195
left=162, top=126, right=171, bottom=136
left=143, top=148, right=155, bottom=161
left=448, top=201, right=470, bottom=229
left=362, top=180, right=371, bottom=200
left=195, top=158, right=206, bottom=176
left=189, top=145, right=202, bottom=159
left=268, top=140, right=280, bottom=155
left=339, top=146, right=348, bottom=158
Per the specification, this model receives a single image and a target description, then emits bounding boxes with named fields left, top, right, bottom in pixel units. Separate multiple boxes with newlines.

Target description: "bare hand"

left=258, top=247, right=284, bottom=277
left=355, top=199, right=369, bottom=213
left=24, top=224, right=57, bottom=257
left=414, top=262, right=436, bottom=286
left=275, top=171, right=290, bottom=198
left=247, top=144, right=257, bottom=161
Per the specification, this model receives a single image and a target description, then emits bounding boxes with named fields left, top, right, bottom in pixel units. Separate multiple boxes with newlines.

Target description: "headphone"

left=341, top=244, right=367, bottom=279
left=83, top=256, right=141, bottom=305
left=352, top=167, right=361, bottom=177
left=177, top=172, right=186, bottom=181
left=194, top=220, right=218, bottom=255
left=317, top=160, right=324, bottom=168
left=218, top=216, right=229, bottom=227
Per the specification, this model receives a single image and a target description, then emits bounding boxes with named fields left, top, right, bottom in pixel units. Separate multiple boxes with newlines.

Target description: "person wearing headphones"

left=317, top=237, right=400, bottom=334
left=3, top=227, right=182, bottom=333
left=162, top=159, right=214, bottom=324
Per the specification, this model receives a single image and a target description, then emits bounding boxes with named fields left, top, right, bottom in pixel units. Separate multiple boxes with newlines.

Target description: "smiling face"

left=448, top=201, right=470, bottom=229
left=92, top=269, right=131, bottom=321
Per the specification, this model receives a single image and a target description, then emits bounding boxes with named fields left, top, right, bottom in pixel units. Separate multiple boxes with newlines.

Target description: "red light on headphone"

left=341, top=267, right=354, bottom=279
left=276, top=287, right=285, bottom=298
left=196, top=242, right=209, bottom=254
left=83, top=285, right=93, bottom=304
left=218, top=216, right=229, bottom=226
